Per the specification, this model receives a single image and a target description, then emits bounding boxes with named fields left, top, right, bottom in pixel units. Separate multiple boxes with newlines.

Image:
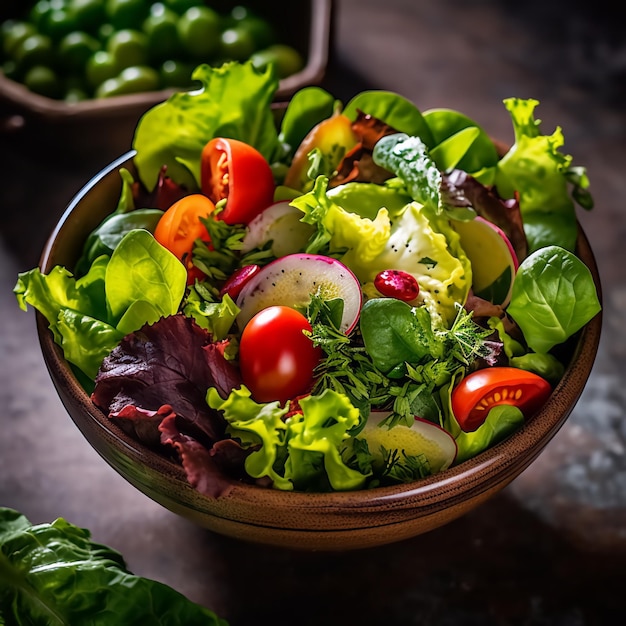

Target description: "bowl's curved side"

left=37, top=154, right=602, bottom=551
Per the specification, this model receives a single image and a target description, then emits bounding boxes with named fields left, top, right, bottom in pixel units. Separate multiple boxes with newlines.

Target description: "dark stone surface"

left=1, top=1, right=625, bottom=624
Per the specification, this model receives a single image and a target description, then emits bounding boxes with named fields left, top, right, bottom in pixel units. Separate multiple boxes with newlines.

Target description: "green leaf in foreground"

left=0, top=508, right=227, bottom=626
left=507, top=245, right=601, bottom=354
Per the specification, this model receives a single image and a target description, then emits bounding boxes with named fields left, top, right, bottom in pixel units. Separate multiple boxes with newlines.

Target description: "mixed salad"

left=15, top=61, right=601, bottom=495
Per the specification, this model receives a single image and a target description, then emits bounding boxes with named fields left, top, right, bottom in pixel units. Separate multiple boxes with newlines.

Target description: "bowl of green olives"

left=0, top=0, right=332, bottom=160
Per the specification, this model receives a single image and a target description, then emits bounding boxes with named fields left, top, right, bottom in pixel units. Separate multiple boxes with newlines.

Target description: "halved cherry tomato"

left=451, top=367, right=552, bottom=432
left=200, top=137, right=274, bottom=225
left=154, top=193, right=216, bottom=281
left=238, top=305, right=322, bottom=404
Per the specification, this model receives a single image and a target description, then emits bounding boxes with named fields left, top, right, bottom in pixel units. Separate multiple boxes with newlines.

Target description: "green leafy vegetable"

left=343, top=90, right=435, bottom=147
left=495, top=98, right=593, bottom=253
left=360, top=299, right=493, bottom=381
left=453, top=405, right=524, bottom=463
left=422, top=107, right=500, bottom=179
left=507, top=245, right=601, bottom=354
left=133, top=62, right=281, bottom=191
left=207, top=387, right=369, bottom=492
left=0, top=508, right=227, bottom=625
left=75, top=169, right=163, bottom=277
left=105, top=229, right=186, bottom=323
left=372, top=133, right=444, bottom=214
left=278, top=85, right=336, bottom=154
left=14, top=230, right=187, bottom=380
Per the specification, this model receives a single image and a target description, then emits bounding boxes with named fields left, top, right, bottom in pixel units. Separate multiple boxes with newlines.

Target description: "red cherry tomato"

left=200, top=137, right=275, bottom=225
left=451, top=367, right=552, bottom=432
left=374, top=269, right=419, bottom=301
left=154, top=193, right=216, bottom=283
left=238, top=305, right=322, bottom=404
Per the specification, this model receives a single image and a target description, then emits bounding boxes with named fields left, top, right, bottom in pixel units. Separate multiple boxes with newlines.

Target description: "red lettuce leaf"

left=92, top=314, right=242, bottom=447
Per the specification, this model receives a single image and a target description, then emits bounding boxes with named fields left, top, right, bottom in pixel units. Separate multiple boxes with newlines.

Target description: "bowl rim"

left=36, top=148, right=603, bottom=520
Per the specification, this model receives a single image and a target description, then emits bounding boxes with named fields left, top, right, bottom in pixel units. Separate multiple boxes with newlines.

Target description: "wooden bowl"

left=36, top=151, right=602, bottom=551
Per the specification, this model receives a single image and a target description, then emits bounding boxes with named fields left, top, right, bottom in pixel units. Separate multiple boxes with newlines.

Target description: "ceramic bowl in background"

left=0, top=0, right=333, bottom=162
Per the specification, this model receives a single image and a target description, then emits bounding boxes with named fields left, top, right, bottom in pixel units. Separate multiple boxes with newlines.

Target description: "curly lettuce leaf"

left=0, top=508, right=227, bottom=625
left=133, top=61, right=281, bottom=191
left=291, top=176, right=393, bottom=262
left=494, top=98, right=593, bottom=253
left=286, top=391, right=367, bottom=491
left=206, top=386, right=292, bottom=490
left=208, top=387, right=368, bottom=492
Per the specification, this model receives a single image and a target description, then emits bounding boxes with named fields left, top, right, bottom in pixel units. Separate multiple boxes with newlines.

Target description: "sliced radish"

left=235, top=253, right=363, bottom=334
left=453, top=216, right=518, bottom=307
left=360, top=413, right=457, bottom=474
left=241, top=200, right=315, bottom=257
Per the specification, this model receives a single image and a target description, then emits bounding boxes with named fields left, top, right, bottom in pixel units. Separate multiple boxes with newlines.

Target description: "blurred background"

left=1, top=1, right=625, bottom=624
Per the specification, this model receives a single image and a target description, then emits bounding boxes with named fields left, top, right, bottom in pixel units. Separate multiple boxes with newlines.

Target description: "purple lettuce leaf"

left=92, top=314, right=242, bottom=447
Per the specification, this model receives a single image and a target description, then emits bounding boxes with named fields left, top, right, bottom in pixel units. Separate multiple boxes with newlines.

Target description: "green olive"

left=250, top=44, right=304, bottom=79
left=143, top=3, right=182, bottom=62
left=105, top=0, right=150, bottom=30
left=13, top=34, right=55, bottom=73
left=41, top=8, right=79, bottom=42
left=158, top=58, right=194, bottom=88
left=219, top=26, right=255, bottom=62
left=85, top=49, right=118, bottom=88
left=95, top=64, right=159, bottom=97
left=2, top=21, right=37, bottom=57
left=23, top=64, right=62, bottom=98
left=231, top=12, right=275, bottom=49
left=176, top=6, right=221, bottom=60
left=163, top=0, right=202, bottom=15
left=68, top=0, right=107, bottom=34
left=58, top=30, right=100, bottom=72
left=106, top=28, right=149, bottom=70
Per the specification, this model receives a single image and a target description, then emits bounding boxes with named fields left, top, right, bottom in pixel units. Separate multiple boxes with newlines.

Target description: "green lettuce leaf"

left=291, top=177, right=471, bottom=327
left=0, top=508, right=227, bottom=625
left=132, top=61, right=281, bottom=191
left=14, top=230, right=187, bottom=382
left=494, top=98, right=592, bottom=252
left=207, top=387, right=368, bottom=492
left=285, top=391, right=367, bottom=491
left=206, top=386, right=292, bottom=490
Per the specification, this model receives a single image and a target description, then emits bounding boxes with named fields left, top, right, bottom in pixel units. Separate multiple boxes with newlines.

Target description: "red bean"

left=374, top=269, right=419, bottom=302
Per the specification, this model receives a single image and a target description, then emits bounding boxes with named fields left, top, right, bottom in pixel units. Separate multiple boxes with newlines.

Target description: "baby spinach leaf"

left=0, top=508, right=227, bottom=625
left=278, top=85, right=336, bottom=154
left=360, top=299, right=442, bottom=375
left=507, top=245, right=601, bottom=354
left=343, top=90, right=435, bottom=147
left=105, top=229, right=186, bottom=323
